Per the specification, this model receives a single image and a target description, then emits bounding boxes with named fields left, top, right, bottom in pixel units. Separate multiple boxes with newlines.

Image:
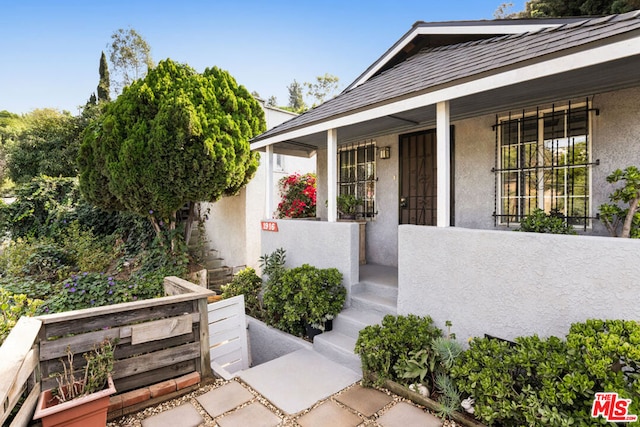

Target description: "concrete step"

left=332, top=307, right=385, bottom=339
left=351, top=281, right=398, bottom=301
left=203, top=257, right=224, bottom=269
left=350, top=290, right=397, bottom=317
left=313, top=331, right=361, bottom=374
left=208, top=266, right=232, bottom=279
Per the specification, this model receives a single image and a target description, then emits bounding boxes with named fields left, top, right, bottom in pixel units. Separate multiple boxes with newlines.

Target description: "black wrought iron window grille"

left=492, top=99, right=599, bottom=230
left=338, top=140, right=377, bottom=219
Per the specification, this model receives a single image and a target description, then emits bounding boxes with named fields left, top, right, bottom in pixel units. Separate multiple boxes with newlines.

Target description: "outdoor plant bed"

left=364, top=372, right=486, bottom=427
left=33, top=339, right=116, bottom=427
left=34, top=375, right=116, bottom=427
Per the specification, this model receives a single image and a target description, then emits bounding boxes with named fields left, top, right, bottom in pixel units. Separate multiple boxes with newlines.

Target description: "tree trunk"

left=149, top=217, right=164, bottom=246
left=184, top=202, right=197, bottom=246
left=621, top=195, right=639, bottom=238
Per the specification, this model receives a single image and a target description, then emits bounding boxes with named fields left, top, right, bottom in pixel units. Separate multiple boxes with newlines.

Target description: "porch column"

left=436, top=101, right=451, bottom=227
left=264, top=144, right=273, bottom=219
left=327, top=128, right=338, bottom=222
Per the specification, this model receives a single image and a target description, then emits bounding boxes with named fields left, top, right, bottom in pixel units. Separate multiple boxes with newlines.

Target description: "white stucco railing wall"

left=260, top=219, right=360, bottom=292
left=398, top=225, right=640, bottom=342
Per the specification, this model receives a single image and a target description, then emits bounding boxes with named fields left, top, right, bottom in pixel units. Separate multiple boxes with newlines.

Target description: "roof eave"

left=344, top=19, right=579, bottom=92
left=251, top=33, right=640, bottom=150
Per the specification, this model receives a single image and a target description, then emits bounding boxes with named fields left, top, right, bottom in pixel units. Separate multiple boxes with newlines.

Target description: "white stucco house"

left=250, top=11, right=640, bottom=343
left=202, top=101, right=315, bottom=273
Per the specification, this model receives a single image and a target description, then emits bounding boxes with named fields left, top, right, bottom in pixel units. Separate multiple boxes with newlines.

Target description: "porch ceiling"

left=261, top=54, right=640, bottom=156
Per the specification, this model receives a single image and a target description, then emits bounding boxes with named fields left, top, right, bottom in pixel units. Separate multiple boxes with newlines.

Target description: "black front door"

left=399, top=128, right=455, bottom=226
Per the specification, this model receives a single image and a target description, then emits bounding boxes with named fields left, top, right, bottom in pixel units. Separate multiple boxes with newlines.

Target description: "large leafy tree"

left=7, top=109, right=82, bottom=183
left=287, top=80, right=307, bottom=112
left=304, top=73, right=340, bottom=108
left=78, top=59, right=264, bottom=248
left=97, top=51, right=110, bottom=102
left=107, top=28, right=154, bottom=95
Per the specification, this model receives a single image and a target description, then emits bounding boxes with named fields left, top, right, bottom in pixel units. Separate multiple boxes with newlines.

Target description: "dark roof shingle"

left=253, top=11, right=640, bottom=143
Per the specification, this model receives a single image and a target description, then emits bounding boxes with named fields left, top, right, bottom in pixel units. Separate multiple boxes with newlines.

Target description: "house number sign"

left=261, top=221, right=279, bottom=232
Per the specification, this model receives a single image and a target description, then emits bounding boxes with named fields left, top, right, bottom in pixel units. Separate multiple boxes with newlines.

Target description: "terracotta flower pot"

left=33, top=375, right=116, bottom=427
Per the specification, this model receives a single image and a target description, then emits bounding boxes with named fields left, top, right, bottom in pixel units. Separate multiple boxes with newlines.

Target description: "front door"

left=399, top=128, right=454, bottom=225
left=399, top=130, right=438, bottom=225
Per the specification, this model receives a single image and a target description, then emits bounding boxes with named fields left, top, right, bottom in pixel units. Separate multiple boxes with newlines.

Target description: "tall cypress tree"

left=97, top=51, right=111, bottom=102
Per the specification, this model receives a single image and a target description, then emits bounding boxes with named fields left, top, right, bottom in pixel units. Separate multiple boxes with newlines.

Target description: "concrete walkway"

left=138, top=350, right=443, bottom=427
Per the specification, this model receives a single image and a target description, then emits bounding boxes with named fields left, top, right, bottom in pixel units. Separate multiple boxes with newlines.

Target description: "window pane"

left=338, top=142, right=377, bottom=219
left=497, top=103, right=591, bottom=226
left=501, top=120, right=518, bottom=146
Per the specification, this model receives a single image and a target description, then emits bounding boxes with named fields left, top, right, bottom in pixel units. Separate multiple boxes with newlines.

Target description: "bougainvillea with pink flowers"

left=275, top=173, right=317, bottom=218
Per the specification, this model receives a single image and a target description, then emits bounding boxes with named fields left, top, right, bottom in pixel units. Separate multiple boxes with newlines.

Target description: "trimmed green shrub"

left=355, top=314, right=442, bottom=386
left=451, top=320, right=640, bottom=426
left=222, top=267, right=263, bottom=318
left=263, top=264, right=345, bottom=336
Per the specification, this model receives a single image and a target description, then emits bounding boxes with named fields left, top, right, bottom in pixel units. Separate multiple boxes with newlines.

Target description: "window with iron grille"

left=494, top=101, right=595, bottom=228
left=338, top=141, right=376, bottom=219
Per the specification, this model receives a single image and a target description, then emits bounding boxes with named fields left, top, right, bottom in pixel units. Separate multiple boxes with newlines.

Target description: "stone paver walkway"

left=135, top=381, right=443, bottom=427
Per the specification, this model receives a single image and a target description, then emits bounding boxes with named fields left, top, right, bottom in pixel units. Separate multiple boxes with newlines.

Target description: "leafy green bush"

left=259, top=247, right=286, bottom=290
left=0, top=176, right=80, bottom=239
left=21, top=241, right=75, bottom=282
left=222, top=267, right=263, bottom=318
left=452, top=321, right=640, bottom=426
left=599, top=166, right=640, bottom=238
left=0, top=277, right=54, bottom=301
left=516, top=208, right=576, bottom=234
left=59, top=222, right=114, bottom=273
left=355, top=314, right=442, bottom=386
left=0, top=287, right=43, bottom=344
left=40, top=272, right=164, bottom=314
left=263, top=263, right=345, bottom=336
left=567, top=319, right=640, bottom=420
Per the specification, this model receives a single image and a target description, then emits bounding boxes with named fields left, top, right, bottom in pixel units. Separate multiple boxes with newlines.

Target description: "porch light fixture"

left=379, top=146, right=391, bottom=159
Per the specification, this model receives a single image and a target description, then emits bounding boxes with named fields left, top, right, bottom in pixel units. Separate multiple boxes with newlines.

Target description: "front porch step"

left=332, top=307, right=385, bottom=339
left=350, top=291, right=397, bottom=317
left=313, top=331, right=361, bottom=373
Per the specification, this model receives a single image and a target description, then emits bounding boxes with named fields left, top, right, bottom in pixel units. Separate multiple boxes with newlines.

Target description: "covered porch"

left=252, top=13, right=640, bottom=339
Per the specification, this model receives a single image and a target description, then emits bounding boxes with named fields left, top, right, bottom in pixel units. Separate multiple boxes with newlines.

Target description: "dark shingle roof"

left=253, top=11, right=640, bottom=144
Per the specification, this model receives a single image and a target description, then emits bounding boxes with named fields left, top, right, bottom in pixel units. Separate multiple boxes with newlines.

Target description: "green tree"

left=7, top=109, right=82, bottom=183
left=78, top=59, right=264, bottom=249
left=599, top=166, right=640, bottom=238
left=287, top=79, right=307, bottom=112
left=97, top=51, right=111, bottom=102
left=304, top=73, right=340, bottom=107
left=0, top=111, right=25, bottom=186
left=107, top=27, right=154, bottom=95
left=506, top=0, right=640, bottom=17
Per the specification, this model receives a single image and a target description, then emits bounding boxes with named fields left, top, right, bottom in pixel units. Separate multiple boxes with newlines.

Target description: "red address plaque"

left=261, top=221, right=279, bottom=232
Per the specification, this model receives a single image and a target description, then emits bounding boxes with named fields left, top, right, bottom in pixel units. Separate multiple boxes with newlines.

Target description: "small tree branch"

left=621, top=195, right=640, bottom=238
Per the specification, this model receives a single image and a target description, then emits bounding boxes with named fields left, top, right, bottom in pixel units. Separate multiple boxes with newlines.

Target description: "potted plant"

left=337, top=194, right=363, bottom=220
left=33, top=339, right=116, bottom=427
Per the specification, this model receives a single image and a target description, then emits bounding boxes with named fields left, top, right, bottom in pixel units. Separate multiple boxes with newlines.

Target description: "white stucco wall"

left=203, top=104, right=314, bottom=270
left=453, top=86, right=640, bottom=234
left=260, top=219, right=360, bottom=292
left=398, top=225, right=640, bottom=341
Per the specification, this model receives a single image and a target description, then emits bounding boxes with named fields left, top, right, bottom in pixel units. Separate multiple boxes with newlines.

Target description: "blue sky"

left=0, top=0, right=526, bottom=115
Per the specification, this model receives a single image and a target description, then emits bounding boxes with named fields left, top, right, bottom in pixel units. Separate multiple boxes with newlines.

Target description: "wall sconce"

left=379, top=146, right=391, bottom=159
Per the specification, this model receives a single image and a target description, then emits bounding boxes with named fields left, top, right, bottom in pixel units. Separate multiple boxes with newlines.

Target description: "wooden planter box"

left=33, top=375, right=116, bottom=427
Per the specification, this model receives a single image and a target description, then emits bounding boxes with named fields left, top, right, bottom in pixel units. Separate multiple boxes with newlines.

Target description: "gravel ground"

left=107, top=378, right=462, bottom=427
